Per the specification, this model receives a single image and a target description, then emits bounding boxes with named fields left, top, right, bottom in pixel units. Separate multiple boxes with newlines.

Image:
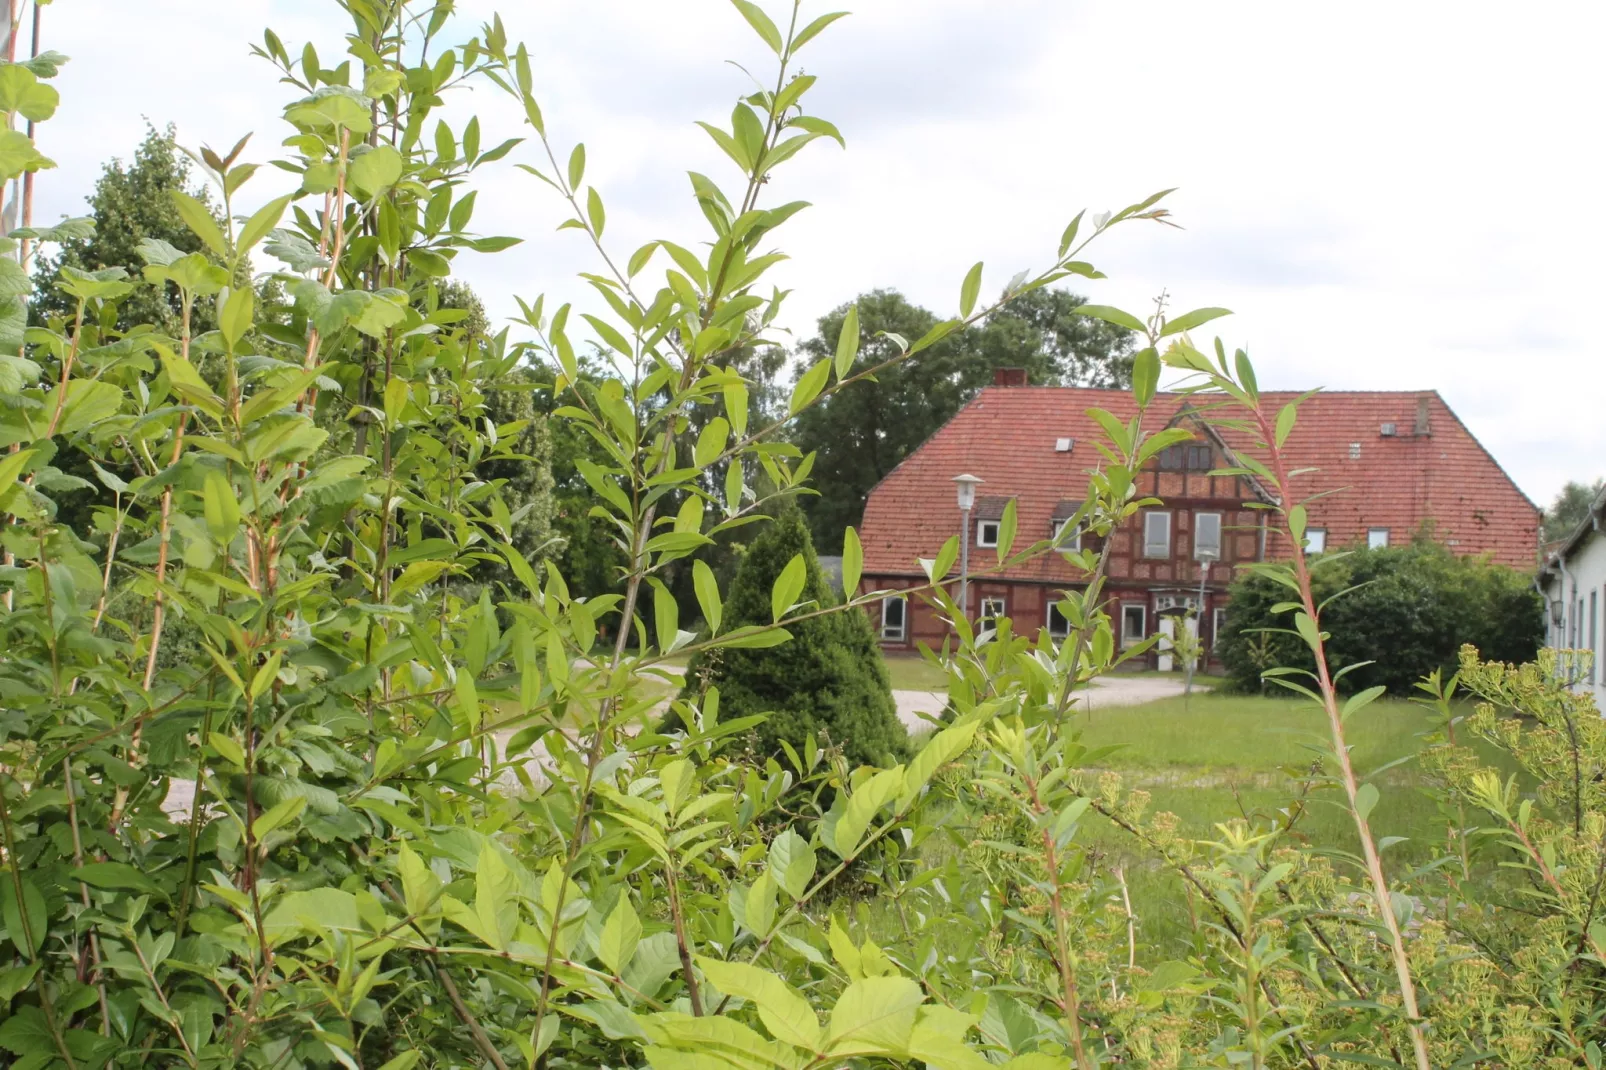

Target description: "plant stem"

left=1252, top=405, right=1432, bottom=1070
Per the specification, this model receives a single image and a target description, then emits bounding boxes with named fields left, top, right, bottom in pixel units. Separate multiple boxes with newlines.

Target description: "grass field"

left=858, top=690, right=1516, bottom=957
left=882, top=654, right=950, bottom=691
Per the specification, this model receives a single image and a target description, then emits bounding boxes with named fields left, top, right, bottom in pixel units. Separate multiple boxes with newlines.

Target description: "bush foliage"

left=673, top=508, right=906, bottom=767
left=1218, top=537, right=1545, bottom=694
left=0, top=3, right=1599, bottom=1070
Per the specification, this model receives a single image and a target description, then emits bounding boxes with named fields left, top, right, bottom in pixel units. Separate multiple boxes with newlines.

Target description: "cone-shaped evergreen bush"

left=675, top=507, right=908, bottom=766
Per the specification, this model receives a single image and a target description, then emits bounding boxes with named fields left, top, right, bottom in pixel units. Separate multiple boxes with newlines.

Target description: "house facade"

left=857, top=376, right=1540, bottom=665
left=1538, top=486, right=1606, bottom=711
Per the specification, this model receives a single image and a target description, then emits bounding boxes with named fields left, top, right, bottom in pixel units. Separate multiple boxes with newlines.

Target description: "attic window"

left=1348, top=442, right=1362, bottom=460
left=1161, top=444, right=1213, bottom=470
left=1380, top=422, right=1398, bottom=437
left=1054, top=437, right=1074, bottom=453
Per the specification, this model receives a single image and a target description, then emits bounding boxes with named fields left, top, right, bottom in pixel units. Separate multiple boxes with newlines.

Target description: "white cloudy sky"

left=31, top=0, right=1605, bottom=506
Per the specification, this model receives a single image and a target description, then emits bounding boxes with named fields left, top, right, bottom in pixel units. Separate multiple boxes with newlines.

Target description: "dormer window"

left=976, top=519, right=1000, bottom=548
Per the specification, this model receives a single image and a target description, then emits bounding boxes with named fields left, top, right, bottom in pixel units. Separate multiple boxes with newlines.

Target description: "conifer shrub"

left=674, top=508, right=908, bottom=766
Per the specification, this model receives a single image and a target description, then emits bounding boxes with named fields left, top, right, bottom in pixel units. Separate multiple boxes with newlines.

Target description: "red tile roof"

left=859, top=387, right=1540, bottom=578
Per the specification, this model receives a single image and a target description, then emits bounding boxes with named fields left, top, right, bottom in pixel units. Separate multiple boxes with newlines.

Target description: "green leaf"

left=203, top=469, right=241, bottom=544
left=627, top=240, right=658, bottom=277
left=1234, top=347, right=1259, bottom=400
left=694, top=560, right=723, bottom=637
left=0, top=65, right=58, bottom=123
left=996, top=499, right=1017, bottom=560
left=695, top=958, right=822, bottom=1052
left=1, top=875, right=47, bottom=958
left=695, top=417, right=729, bottom=467
left=744, top=871, right=778, bottom=936
left=1275, top=401, right=1297, bottom=447
left=1131, top=346, right=1159, bottom=407
left=586, top=186, right=606, bottom=236
left=1160, top=306, right=1232, bottom=337
left=898, top=722, right=978, bottom=811
left=791, top=11, right=849, bottom=52
left=237, top=195, right=292, bottom=258
left=767, top=828, right=816, bottom=900
left=771, top=553, right=806, bottom=623
left=567, top=143, right=586, bottom=189
left=724, top=381, right=750, bottom=439
left=1072, top=303, right=1145, bottom=333
left=599, top=895, right=642, bottom=975
left=252, top=795, right=307, bottom=838
left=1294, top=611, right=1322, bottom=652
left=650, top=578, right=679, bottom=654
left=171, top=190, right=228, bottom=258
left=1354, top=782, right=1380, bottom=823
left=397, top=842, right=440, bottom=919
left=220, top=286, right=254, bottom=349
left=826, top=976, right=924, bottom=1056
left=348, top=144, right=404, bottom=198
left=1342, top=685, right=1387, bottom=722
left=789, top=357, right=830, bottom=415
left=959, top=261, right=982, bottom=318
left=0, top=128, right=52, bottom=181
left=834, top=304, right=860, bottom=380
left=210, top=732, right=247, bottom=768
left=474, top=844, right=518, bottom=951
left=841, top=526, right=863, bottom=598
left=731, top=0, right=784, bottom=53
left=930, top=535, right=959, bottom=585
left=375, top=1055, right=422, bottom=1070
left=0, top=448, right=35, bottom=505
left=833, top=767, right=902, bottom=858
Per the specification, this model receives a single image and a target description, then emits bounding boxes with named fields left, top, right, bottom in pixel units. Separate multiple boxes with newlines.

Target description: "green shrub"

left=672, top=508, right=907, bottom=767
left=1219, top=537, right=1543, bottom=693
left=5, top=1, right=1599, bottom=1067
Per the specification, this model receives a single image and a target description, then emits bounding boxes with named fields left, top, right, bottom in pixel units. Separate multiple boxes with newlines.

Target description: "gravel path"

left=892, top=674, right=1189, bottom=733
left=161, top=674, right=1189, bottom=816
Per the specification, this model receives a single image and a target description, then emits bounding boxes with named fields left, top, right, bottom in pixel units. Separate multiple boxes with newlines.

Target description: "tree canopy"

left=790, top=287, right=1132, bottom=552
left=30, top=124, right=229, bottom=334
left=1543, top=477, right=1604, bottom=543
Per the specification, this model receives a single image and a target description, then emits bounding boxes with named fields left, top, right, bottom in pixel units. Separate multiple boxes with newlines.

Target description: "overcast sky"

left=32, top=0, right=1605, bottom=506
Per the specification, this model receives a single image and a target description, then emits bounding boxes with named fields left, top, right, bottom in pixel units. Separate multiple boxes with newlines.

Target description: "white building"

left=1539, top=486, right=1606, bottom=711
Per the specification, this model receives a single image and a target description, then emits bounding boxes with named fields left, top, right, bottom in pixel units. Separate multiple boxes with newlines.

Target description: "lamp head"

left=952, top=473, right=983, bottom=511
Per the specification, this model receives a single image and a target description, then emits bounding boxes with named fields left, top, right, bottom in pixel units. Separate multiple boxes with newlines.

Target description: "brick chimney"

left=1414, top=395, right=1432, bottom=437
left=993, top=367, right=1028, bottom=388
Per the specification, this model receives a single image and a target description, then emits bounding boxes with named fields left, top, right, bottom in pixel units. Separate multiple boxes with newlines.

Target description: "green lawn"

left=882, top=654, right=949, bottom=691
left=1069, top=690, right=1464, bottom=773
left=863, top=690, right=1515, bottom=958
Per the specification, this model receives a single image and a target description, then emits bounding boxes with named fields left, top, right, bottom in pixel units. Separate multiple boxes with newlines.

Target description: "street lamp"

left=953, top=474, right=983, bottom=618
left=1188, top=548, right=1217, bottom=696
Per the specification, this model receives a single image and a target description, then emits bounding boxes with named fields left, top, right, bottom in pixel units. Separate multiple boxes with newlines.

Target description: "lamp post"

left=1187, top=549, right=1216, bottom=696
left=953, top=474, right=983, bottom=619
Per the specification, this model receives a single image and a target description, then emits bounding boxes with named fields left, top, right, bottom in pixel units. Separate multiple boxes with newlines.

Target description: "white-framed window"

left=976, top=519, right=1000, bottom=548
left=1306, top=528, right=1327, bottom=554
left=1143, top=511, right=1171, bottom=558
left=1213, top=607, right=1228, bottom=647
left=880, top=594, right=907, bottom=642
left=979, top=597, right=1006, bottom=621
left=1121, top=604, right=1146, bottom=646
left=1054, top=518, right=1082, bottom=552
left=1367, top=527, right=1390, bottom=549
left=1194, top=512, right=1222, bottom=560
left=1047, top=600, right=1071, bottom=640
